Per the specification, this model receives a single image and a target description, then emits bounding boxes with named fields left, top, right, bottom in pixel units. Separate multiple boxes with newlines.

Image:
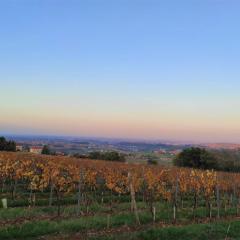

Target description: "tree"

left=0, top=137, right=16, bottom=152
left=210, top=149, right=240, bottom=172
left=173, top=147, right=217, bottom=170
left=41, top=145, right=51, bottom=155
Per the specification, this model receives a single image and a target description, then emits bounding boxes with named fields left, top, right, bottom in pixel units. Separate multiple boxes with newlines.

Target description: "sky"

left=1, top=0, right=240, bottom=143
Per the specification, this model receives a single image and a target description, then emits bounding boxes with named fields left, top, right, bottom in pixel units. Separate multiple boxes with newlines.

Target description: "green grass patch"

left=91, top=220, right=240, bottom=240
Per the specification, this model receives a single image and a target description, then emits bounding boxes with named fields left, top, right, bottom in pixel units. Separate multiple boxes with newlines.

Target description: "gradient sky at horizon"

left=1, top=0, right=240, bottom=143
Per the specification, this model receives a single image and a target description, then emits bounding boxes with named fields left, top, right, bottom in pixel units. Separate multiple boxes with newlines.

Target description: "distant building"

left=154, top=150, right=167, bottom=154
left=169, top=150, right=181, bottom=155
left=16, top=145, right=23, bottom=151
left=55, top=151, right=65, bottom=156
left=29, top=146, right=43, bottom=154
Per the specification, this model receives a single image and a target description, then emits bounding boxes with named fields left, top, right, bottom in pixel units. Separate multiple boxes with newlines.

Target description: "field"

left=0, top=152, right=240, bottom=239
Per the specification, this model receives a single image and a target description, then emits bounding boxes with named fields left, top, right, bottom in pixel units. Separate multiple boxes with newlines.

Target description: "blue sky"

left=1, top=0, right=240, bottom=142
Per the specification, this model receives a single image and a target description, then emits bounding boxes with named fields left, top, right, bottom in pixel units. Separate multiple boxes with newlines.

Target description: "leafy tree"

left=0, top=137, right=16, bottom=152
left=210, top=149, right=240, bottom=172
left=173, top=147, right=217, bottom=170
left=41, top=145, right=51, bottom=155
left=175, top=148, right=240, bottom=172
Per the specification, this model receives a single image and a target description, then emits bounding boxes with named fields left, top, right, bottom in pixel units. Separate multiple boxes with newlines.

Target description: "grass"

left=0, top=201, right=137, bottom=221
left=0, top=199, right=240, bottom=239
left=0, top=200, right=238, bottom=224
left=90, top=220, right=240, bottom=240
left=0, top=205, right=239, bottom=240
left=0, top=213, right=138, bottom=239
left=1, top=214, right=237, bottom=240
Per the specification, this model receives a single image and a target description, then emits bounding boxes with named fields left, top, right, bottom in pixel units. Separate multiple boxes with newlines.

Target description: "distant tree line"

left=73, top=151, right=126, bottom=162
left=174, top=147, right=240, bottom=172
left=0, top=137, right=16, bottom=152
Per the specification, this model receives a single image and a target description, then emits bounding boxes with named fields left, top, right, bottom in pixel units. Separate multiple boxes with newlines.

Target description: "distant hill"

left=200, top=143, right=240, bottom=150
left=115, top=141, right=191, bottom=152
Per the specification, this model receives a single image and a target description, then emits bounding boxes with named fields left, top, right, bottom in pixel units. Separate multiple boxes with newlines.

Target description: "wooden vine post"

left=49, top=181, right=54, bottom=207
left=173, top=176, right=179, bottom=222
left=128, top=171, right=140, bottom=226
left=77, top=170, right=84, bottom=216
left=153, top=206, right=156, bottom=223
left=216, top=184, right=220, bottom=219
left=233, top=184, right=238, bottom=216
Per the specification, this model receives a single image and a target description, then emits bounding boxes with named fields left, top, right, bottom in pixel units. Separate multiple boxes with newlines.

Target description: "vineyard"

left=0, top=151, right=240, bottom=239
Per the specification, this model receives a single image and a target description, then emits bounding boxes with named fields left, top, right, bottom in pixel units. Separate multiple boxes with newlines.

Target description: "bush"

left=173, top=147, right=217, bottom=170
left=147, top=159, right=158, bottom=165
left=89, top=151, right=125, bottom=162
